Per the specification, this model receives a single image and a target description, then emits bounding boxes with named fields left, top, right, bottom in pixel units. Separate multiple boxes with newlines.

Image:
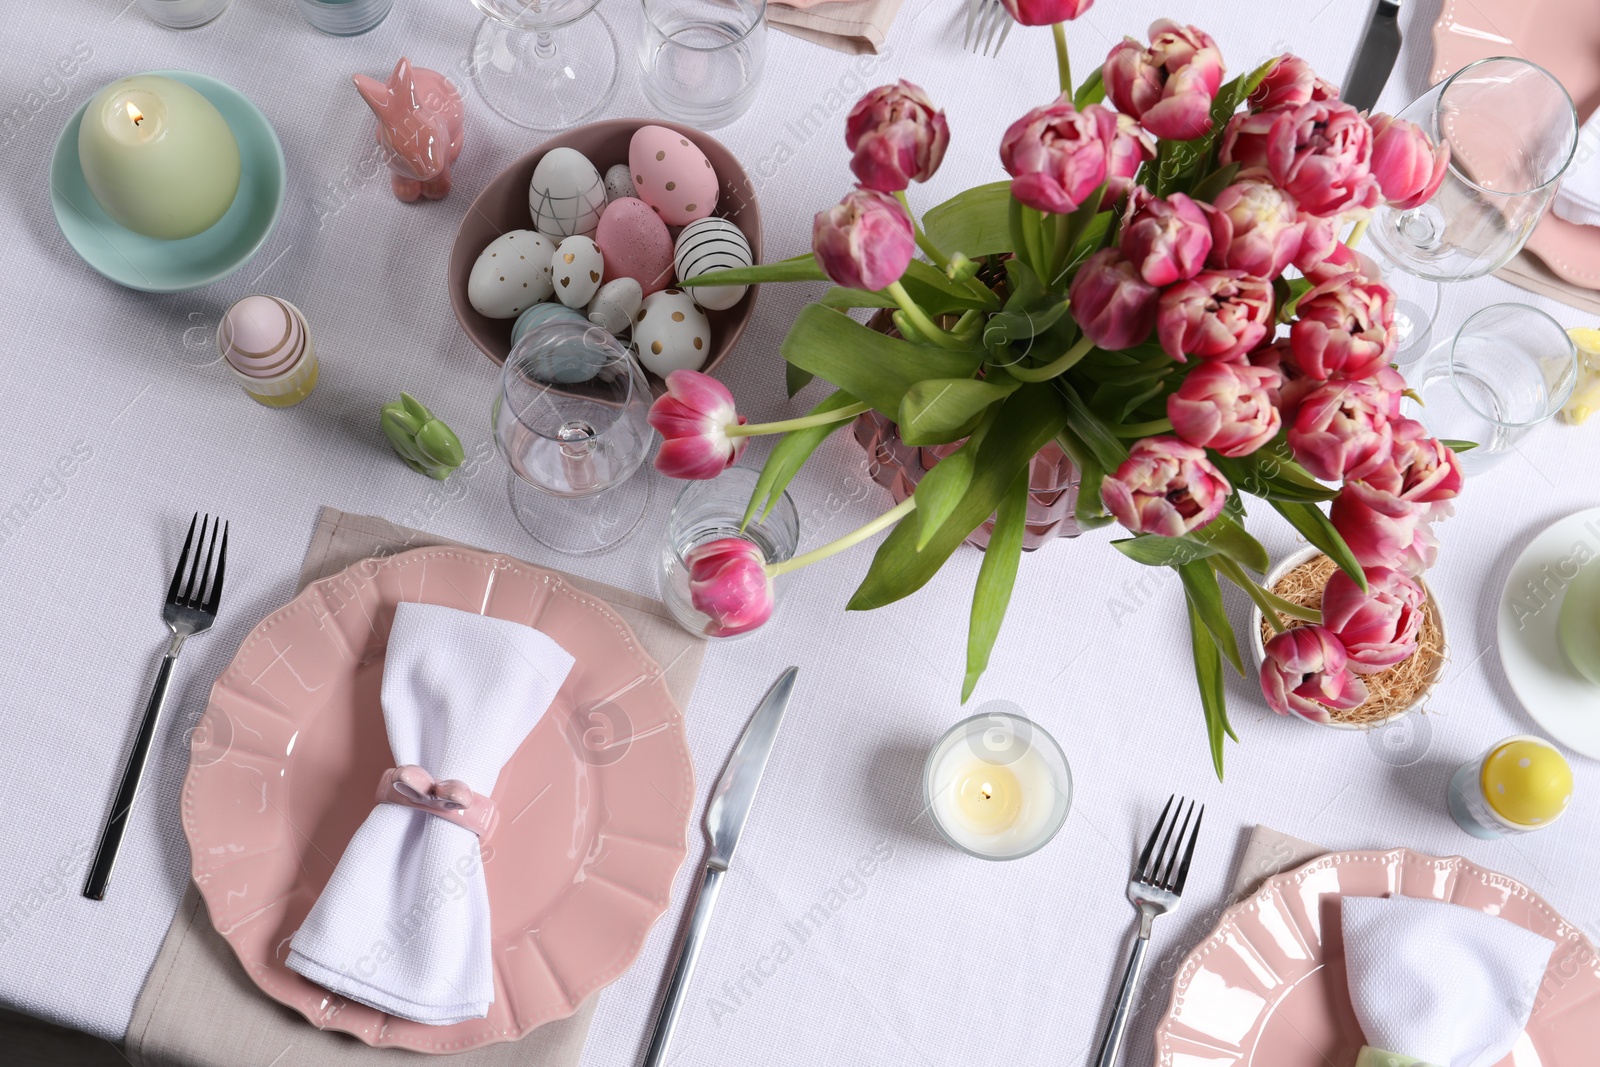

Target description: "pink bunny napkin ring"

left=375, top=765, right=500, bottom=840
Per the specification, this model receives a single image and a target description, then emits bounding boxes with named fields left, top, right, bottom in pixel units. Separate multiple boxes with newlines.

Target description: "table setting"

left=2, top=0, right=1600, bottom=1065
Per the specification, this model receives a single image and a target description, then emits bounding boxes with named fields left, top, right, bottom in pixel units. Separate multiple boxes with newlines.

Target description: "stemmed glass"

left=493, top=319, right=655, bottom=554
left=467, top=0, right=619, bottom=130
left=1365, top=57, right=1578, bottom=362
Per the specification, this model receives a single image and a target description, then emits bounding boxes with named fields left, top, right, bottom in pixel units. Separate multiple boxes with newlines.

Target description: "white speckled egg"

left=528, top=147, right=606, bottom=239
left=673, top=217, right=752, bottom=311
left=552, top=235, right=604, bottom=309
left=587, top=277, right=643, bottom=336
left=604, top=163, right=637, bottom=202
left=468, top=230, right=555, bottom=319
left=634, top=289, right=711, bottom=376
left=629, top=125, right=718, bottom=226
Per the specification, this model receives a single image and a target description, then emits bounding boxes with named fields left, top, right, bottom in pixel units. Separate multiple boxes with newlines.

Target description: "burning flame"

left=125, top=101, right=143, bottom=127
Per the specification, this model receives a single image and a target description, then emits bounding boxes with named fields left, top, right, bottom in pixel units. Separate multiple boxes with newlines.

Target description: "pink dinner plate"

left=182, top=546, right=695, bottom=1053
left=1153, top=848, right=1600, bottom=1066
left=1432, top=0, right=1600, bottom=288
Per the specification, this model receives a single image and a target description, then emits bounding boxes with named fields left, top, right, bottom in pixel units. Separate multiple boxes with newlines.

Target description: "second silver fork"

left=962, top=0, right=1015, bottom=57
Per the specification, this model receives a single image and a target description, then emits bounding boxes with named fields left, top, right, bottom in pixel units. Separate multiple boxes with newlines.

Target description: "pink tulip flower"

left=1368, top=418, right=1463, bottom=504
left=812, top=188, right=915, bottom=291
left=1121, top=190, right=1213, bottom=286
left=1105, top=112, right=1158, bottom=202
left=1368, top=113, right=1450, bottom=211
left=844, top=81, right=950, bottom=193
left=1248, top=54, right=1339, bottom=112
left=1000, top=98, right=1114, bottom=214
left=686, top=537, right=774, bottom=637
left=649, top=370, right=748, bottom=480
left=1220, top=99, right=1381, bottom=218
left=1100, top=436, right=1231, bottom=537
left=1206, top=181, right=1303, bottom=278
left=1321, top=566, right=1426, bottom=674
left=1104, top=21, right=1226, bottom=141
left=1289, top=270, right=1397, bottom=380
left=1330, top=480, right=1422, bottom=571
left=1259, top=624, right=1369, bottom=722
left=1287, top=379, right=1397, bottom=482
left=1248, top=338, right=1318, bottom=421
left=1069, top=248, right=1160, bottom=351
left=1394, top=518, right=1440, bottom=576
left=1156, top=269, right=1275, bottom=363
left=1000, top=0, right=1095, bottom=26
left=1167, top=361, right=1283, bottom=458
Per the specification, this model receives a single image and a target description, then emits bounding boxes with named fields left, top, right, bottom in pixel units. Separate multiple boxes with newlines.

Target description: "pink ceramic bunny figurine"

left=352, top=57, right=464, bottom=203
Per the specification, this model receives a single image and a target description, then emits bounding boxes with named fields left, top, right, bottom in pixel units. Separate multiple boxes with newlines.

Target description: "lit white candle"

left=925, top=710, right=1071, bottom=860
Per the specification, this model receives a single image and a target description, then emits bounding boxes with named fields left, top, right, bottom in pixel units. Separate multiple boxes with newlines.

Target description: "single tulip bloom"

left=1121, top=190, right=1213, bottom=287
left=1105, top=112, right=1158, bottom=202
left=812, top=188, right=915, bottom=291
left=1363, top=418, right=1463, bottom=504
left=1069, top=248, right=1160, bottom=351
left=1206, top=181, right=1302, bottom=278
left=1249, top=54, right=1339, bottom=111
left=1167, top=360, right=1283, bottom=458
left=649, top=370, right=748, bottom=480
left=1287, top=379, right=1397, bottom=482
left=1368, top=113, right=1450, bottom=210
left=1000, top=0, right=1094, bottom=26
left=1248, top=338, right=1318, bottom=421
left=1330, top=479, right=1422, bottom=571
left=1321, top=566, right=1426, bottom=674
left=844, top=81, right=950, bottom=193
left=1000, top=97, right=1114, bottom=214
left=686, top=537, right=774, bottom=637
left=1394, top=517, right=1441, bottom=576
left=1156, top=269, right=1275, bottom=363
left=1259, top=624, right=1369, bottom=722
left=1289, top=270, right=1397, bottom=380
left=1100, top=436, right=1231, bottom=537
left=1221, top=99, right=1380, bottom=218
left=1104, top=20, right=1225, bottom=141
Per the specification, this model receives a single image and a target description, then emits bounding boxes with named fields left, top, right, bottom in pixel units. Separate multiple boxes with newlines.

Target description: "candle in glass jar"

left=925, top=709, right=1071, bottom=860
left=77, top=74, right=240, bottom=240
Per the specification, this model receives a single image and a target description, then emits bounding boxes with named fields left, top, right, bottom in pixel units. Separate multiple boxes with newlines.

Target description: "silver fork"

left=962, top=0, right=1014, bottom=57
left=1093, top=795, right=1204, bottom=1067
left=84, top=514, right=229, bottom=901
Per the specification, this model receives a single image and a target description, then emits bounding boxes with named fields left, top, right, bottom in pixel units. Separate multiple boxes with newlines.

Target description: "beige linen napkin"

left=1496, top=252, right=1600, bottom=317
left=769, top=0, right=905, bottom=55
left=1227, top=824, right=1327, bottom=902
left=122, top=507, right=707, bottom=1067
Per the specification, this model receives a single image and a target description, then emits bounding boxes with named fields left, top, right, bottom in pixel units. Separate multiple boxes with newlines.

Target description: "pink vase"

left=852, top=409, right=1082, bottom=551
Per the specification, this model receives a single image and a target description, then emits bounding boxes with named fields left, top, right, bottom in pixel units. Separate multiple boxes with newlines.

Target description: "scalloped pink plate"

left=1153, top=849, right=1600, bottom=1066
left=182, top=546, right=695, bottom=1053
left=1433, top=0, right=1600, bottom=289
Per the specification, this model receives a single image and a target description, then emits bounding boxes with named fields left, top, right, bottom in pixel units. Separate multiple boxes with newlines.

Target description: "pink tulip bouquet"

left=656, top=17, right=1463, bottom=776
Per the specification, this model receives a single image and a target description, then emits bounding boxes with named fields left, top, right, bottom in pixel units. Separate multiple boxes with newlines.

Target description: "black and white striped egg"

left=672, top=217, right=752, bottom=311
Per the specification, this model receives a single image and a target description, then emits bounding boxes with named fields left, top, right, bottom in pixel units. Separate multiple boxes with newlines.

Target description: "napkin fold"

left=286, top=601, right=575, bottom=1025
left=1552, top=108, right=1600, bottom=228
left=1342, top=895, right=1557, bottom=1067
left=769, top=0, right=904, bottom=55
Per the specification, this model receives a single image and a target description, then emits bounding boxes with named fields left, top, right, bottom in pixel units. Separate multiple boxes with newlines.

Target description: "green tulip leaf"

left=1112, top=534, right=1221, bottom=567
left=1058, top=380, right=1130, bottom=470
left=786, top=363, right=815, bottom=398
left=781, top=305, right=984, bottom=418
left=1186, top=595, right=1234, bottom=781
left=1213, top=447, right=1337, bottom=504
left=1270, top=499, right=1368, bottom=593
left=899, top=377, right=1018, bottom=446
left=1190, top=162, right=1242, bottom=203
left=744, top=390, right=863, bottom=527
left=820, top=287, right=897, bottom=310
left=1178, top=559, right=1244, bottom=675
left=1072, top=66, right=1106, bottom=110
left=909, top=410, right=1002, bottom=550
left=923, top=181, right=1015, bottom=259
left=677, top=252, right=826, bottom=287
left=962, top=468, right=1030, bottom=701
left=985, top=301, right=1073, bottom=349
left=1439, top=438, right=1479, bottom=453
left=1190, top=512, right=1271, bottom=573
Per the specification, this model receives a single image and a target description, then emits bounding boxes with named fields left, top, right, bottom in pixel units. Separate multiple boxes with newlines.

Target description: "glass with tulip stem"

left=1402, top=303, right=1577, bottom=475
left=492, top=320, right=654, bottom=555
left=659, top=468, right=798, bottom=638
left=467, top=0, right=619, bottom=130
left=638, top=0, right=767, bottom=129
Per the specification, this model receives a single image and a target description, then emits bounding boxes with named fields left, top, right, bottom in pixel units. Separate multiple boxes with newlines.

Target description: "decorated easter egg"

left=595, top=197, right=675, bottom=296
left=629, top=126, right=718, bottom=226
left=587, top=277, right=643, bottom=336
left=217, top=295, right=307, bottom=379
left=604, top=163, right=637, bottom=202
left=634, top=289, right=711, bottom=376
left=552, top=235, right=604, bottom=309
left=673, top=217, right=752, bottom=311
left=468, top=230, right=555, bottom=319
left=510, top=302, right=590, bottom=349
left=509, top=309, right=609, bottom=384
left=528, top=147, right=607, bottom=239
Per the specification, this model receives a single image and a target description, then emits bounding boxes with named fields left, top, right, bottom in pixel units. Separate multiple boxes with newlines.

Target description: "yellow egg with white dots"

left=1481, top=738, right=1573, bottom=826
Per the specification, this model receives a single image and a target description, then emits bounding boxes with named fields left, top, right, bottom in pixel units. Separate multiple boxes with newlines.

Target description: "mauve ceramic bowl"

left=448, top=119, right=762, bottom=382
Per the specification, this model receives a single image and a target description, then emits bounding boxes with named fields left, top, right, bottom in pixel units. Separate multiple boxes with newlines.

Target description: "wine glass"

left=467, top=0, right=619, bottom=130
left=492, top=319, right=655, bottom=554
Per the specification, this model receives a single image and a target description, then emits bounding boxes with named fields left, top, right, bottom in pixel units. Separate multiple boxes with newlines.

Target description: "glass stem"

left=767, top=496, right=917, bottom=577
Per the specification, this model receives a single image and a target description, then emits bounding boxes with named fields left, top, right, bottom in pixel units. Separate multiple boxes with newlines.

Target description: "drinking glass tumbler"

left=297, top=0, right=392, bottom=35
left=469, top=0, right=619, bottom=130
left=493, top=320, right=655, bottom=554
left=1404, top=304, right=1577, bottom=473
left=659, top=468, right=797, bottom=637
left=141, top=0, right=231, bottom=28
left=638, top=0, right=766, bottom=129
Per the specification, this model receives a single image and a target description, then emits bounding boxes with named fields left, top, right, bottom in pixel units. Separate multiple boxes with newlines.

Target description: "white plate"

left=1497, top=506, right=1600, bottom=759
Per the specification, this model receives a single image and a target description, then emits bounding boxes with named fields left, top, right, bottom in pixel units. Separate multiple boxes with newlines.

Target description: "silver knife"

left=1343, top=0, right=1403, bottom=113
left=641, top=667, right=798, bottom=1067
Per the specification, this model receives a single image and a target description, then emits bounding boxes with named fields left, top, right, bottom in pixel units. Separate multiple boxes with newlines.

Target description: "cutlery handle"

left=1093, top=932, right=1151, bottom=1067
left=84, top=639, right=182, bottom=901
left=641, top=863, right=725, bottom=1067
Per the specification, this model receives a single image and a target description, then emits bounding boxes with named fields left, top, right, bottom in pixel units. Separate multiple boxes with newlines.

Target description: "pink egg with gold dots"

left=595, top=197, right=675, bottom=295
left=628, top=125, right=718, bottom=227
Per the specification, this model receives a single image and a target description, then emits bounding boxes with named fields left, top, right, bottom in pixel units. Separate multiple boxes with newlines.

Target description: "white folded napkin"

left=1342, top=895, right=1557, bottom=1067
left=1552, top=108, right=1600, bottom=227
left=287, top=601, right=575, bottom=1025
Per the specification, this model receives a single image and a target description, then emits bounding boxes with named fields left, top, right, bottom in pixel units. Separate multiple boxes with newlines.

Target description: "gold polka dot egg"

left=629, top=125, right=717, bottom=227
left=467, top=230, right=554, bottom=319
left=634, top=289, right=710, bottom=375
left=551, top=235, right=604, bottom=309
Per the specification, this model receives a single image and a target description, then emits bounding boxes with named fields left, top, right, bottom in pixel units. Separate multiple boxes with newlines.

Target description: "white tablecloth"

left=0, top=0, right=1596, bottom=1062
